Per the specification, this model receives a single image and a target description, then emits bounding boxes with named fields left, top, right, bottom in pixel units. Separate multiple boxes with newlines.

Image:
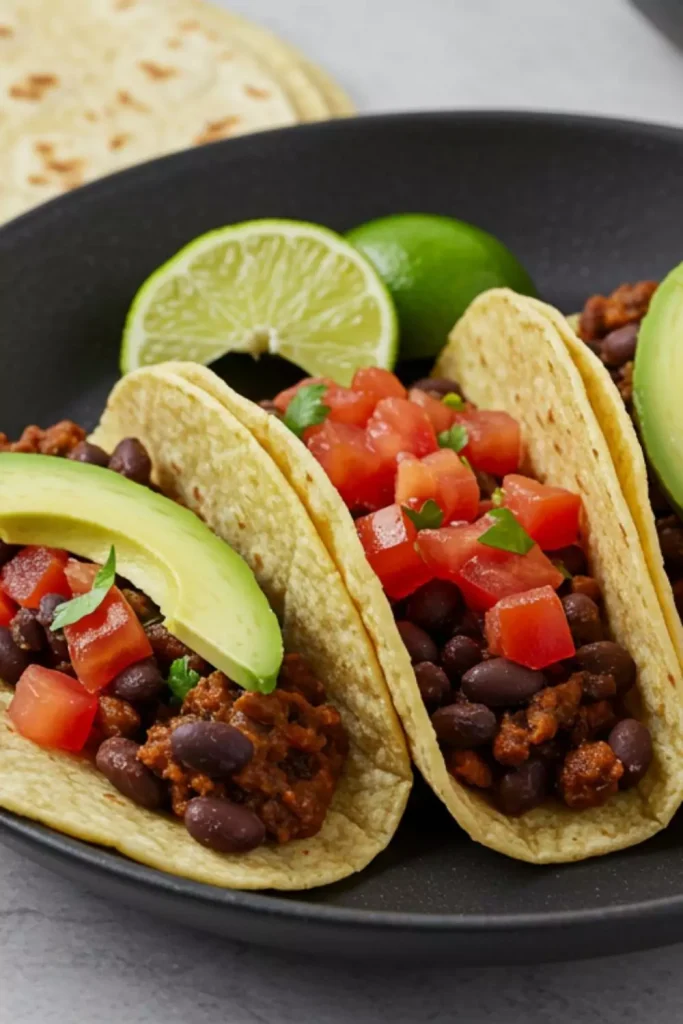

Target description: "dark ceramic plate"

left=1, top=111, right=683, bottom=965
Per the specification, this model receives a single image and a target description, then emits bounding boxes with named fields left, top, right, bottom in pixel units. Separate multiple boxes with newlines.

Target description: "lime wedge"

left=121, top=219, right=398, bottom=385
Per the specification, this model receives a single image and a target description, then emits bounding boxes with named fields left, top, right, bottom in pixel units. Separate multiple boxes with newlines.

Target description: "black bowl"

left=1, top=111, right=683, bottom=965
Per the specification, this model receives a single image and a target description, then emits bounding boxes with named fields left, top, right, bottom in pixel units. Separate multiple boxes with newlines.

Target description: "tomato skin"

left=9, top=665, right=98, bottom=752
left=323, top=385, right=377, bottom=428
left=417, top=515, right=495, bottom=579
left=356, top=504, right=433, bottom=599
left=485, top=585, right=575, bottom=669
left=366, top=398, right=438, bottom=464
left=64, top=585, right=153, bottom=693
left=456, top=544, right=565, bottom=612
left=455, top=410, right=522, bottom=476
left=273, top=377, right=331, bottom=414
left=503, top=474, right=582, bottom=550
left=0, top=590, right=17, bottom=627
left=1, top=546, right=70, bottom=609
left=408, top=388, right=455, bottom=434
left=352, top=368, right=406, bottom=402
left=307, top=420, right=394, bottom=510
left=395, top=449, right=479, bottom=522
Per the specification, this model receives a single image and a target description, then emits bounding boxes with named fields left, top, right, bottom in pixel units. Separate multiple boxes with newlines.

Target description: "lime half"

left=121, top=219, right=398, bottom=385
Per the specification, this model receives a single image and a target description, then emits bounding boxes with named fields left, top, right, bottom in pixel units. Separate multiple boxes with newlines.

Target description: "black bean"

left=67, top=441, right=110, bottom=468
left=608, top=719, right=653, bottom=788
left=441, top=635, right=483, bottom=683
left=449, top=609, right=484, bottom=641
left=0, top=541, right=17, bottom=568
left=395, top=620, right=438, bottom=664
left=95, top=737, right=163, bottom=809
left=461, top=658, right=546, bottom=707
left=414, top=662, right=450, bottom=708
left=45, top=629, right=69, bottom=666
left=431, top=702, right=497, bottom=748
left=657, top=517, right=683, bottom=569
left=0, top=626, right=28, bottom=684
left=184, top=796, right=266, bottom=853
left=110, top=658, right=164, bottom=703
left=412, top=376, right=462, bottom=397
left=475, top=470, right=499, bottom=499
left=108, top=438, right=152, bottom=486
left=405, top=579, right=462, bottom=638
left=171, top=721, right=254, bottom=778
left=601, top=323, right=638, bottom=368
left=561, top=593, right=603, bottom=646
left=36, top=593, right=67, bottom=628
left=553, top=545, right=587, bottom=577
left=496, top=761, right=549, bottom=816
left=576, top=642, right=636, bottom=695
left=10, top=608, right=44, bottom=653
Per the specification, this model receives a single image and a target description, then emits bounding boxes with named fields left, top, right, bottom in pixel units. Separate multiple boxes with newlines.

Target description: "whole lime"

left=347, top=213, right=536, bottom=361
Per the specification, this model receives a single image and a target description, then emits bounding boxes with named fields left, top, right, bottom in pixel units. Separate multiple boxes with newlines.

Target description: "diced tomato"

left=503, top=474, right=582, bottom=551
left=352, top=367, right=406, bottom=402
left=307, top=420, right=394, bottom=511
left=485, top=585, right=575, bottom=669
left=418, top=515, right=495, bottom=578
left=65, top=559, right=99, bottom=594
left=356, top=504, right=433, bottom=599
left=64, top=585, right=153, bottom=693
left=273, top=376, right=331, bottom=414
left=478, top=499, right=494, bottom=516
left=366, top=398, right=438, bottom=466
left=0, top=590, right=17, bottom=627
left=9, top=665, right=98, bottom=752
left=455, top=410, right=522, bottom=476
left=1, top=546, right=70, bottom=609
left=408, top=388, right=456, bottom=434
left=456, top=544, right=565, bottom=612
left=396, top=449, right=479, bottom=522
left=323, top=385, right=377, bottom=428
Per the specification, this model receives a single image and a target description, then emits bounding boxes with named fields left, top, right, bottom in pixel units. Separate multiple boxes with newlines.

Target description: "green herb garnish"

left=51, top=546, right=117, bottom=631
left=167, top=656, right=201, bottom=703
left=491, top=486, right=505, bottom=508
left=553, top=559, right=572, bottom=580
left=478, top=508, right=535, bottom=555
left=402, top=499, right=444, bottom=531
left=283, top=383, right=330, bottom=438
left=442, top=392, right=465, bottom=410
left=437, top=423, right=469, bottom=453
left=460, top=455, right=473, bottom=471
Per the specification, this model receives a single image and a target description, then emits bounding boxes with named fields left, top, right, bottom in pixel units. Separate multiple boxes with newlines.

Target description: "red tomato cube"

left=503, top=474, right=582, bottom=550
left=9, top=665, right=98, bottom=752
left=273, top=376, right=331, bottom=414
left=485, top=585, right=575, bottom=669
left=0, top=590, right=17, bottom=627
left=65, top=587, right=153, bottom=692
left=323, top=384, right=377, bottom=428
left=366, top=398, right=438, bottom=465
left=455, top=410, right=522, bottom=476
left=417, top=515, right=495, bottom=579
left=65, top=559, right=99, bottom=595
left=408, top=388, right=456, bottom=434
left=1, top=546, right=70, bottom=609
left=352, top=367, right=406, bottom=402
left=307, top=420, right=394, bottom=510
left=456, top=545, right=565, bottom=612
left=396, top=450, right=479, bottom=523
left=356, top=504, right=433, bottom=599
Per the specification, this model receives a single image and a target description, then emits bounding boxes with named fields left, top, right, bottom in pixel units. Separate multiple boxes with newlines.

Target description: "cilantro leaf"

left=402, top=499, right=444, bottom=531
left=51, top=546, right=117, bottom=631
left=167, top=656, right=201, bottom=703
left=283, top=383, right=330, bottom=439
left=553, top=559, right=573, bottom=580
left=460, top=455, right=473, bottom=471
left=491, top=487, right=505, bottom=508
left=438, top=423, right=469, bottom=453
left=478, top=508, right=535, bottom=555
left=442, top=392, right=465, bottom=410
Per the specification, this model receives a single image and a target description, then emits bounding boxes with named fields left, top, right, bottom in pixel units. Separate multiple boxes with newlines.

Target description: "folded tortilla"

left=0, top=367, right=411, bottom=890
left=164, top=288, right=683, bottom=862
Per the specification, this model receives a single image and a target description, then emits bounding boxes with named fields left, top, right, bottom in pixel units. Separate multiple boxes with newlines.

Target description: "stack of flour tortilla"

left=0, top=0, right=353, bottom=222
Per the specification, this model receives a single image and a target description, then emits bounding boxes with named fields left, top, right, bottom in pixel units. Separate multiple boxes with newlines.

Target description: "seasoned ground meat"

left=527, top=677, right=583, bottom=744
left=493, top=712, right=530, bottom=767
left=578, top=281, right=658, bottom=343
left=0, top=420, right=85, bottom=456
left=277, top=653, right=327, bottom=706
left=446, top=749, right=493, bottom=788
left=120, top=587, right=160, bottom=625
left=559, top=741, right=624, bottom=809
left=94, top=695, right=141, bottom=740
left=145, top=622, right=209, bottom=675
left=139, top=663, right=347, bottom=843
left=571, top=700, right=617, bottom=746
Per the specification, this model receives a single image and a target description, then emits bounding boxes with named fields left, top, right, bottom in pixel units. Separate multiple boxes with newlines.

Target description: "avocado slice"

left=633, top=262, right=683, bottom=517
left=0, top=454, right=283, bottom=693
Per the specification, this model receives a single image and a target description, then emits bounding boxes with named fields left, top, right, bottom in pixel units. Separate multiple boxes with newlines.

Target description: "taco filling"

left=269, top=369, right=653, bottom=817
left=0, top=426, right=347, bottom=855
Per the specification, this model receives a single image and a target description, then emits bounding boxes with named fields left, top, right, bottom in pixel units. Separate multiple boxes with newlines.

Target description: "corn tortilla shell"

left=0, top=367, right=410, bottom=890
left=171, top=289, right=683, bottom=860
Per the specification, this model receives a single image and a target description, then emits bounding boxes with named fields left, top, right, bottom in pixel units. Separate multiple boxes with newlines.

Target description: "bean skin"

left=108, top=438, right=152, bottom=486
left=10, top=608, right=45, bottom=653
left=96, top=737, right=163, bottom=810
left=561, top=593, right=603, bottom=646
left=0, top=626, right=28, bottom=684
left=461, top=658, right=546, bottom=707
left=431, top=702, right=497, bottom=748
left=184, top=797, right=266, bottom=853
left=405, top=579, right=463, bottom=638
left=576, top=642, right=636, bottom=695
left=608, top=719, right=653, bottom=788
left=171, top=721, right=254, bottom=778
left=441, top=635, right=482, bottom=683
left=553, top=545, right=587, bottom=577
left=67, top=441, right=110, bottom=468
left=36, top=593, right=66, bottom=628
left=601, top=323, right=638, bottom=368
left=414, top=662, right=451, bottom=708
left=110, top=658, right=164, bottom=703
left=496, top=761, right=549, bottom=816
left=396, top=620, right=438, bottom=664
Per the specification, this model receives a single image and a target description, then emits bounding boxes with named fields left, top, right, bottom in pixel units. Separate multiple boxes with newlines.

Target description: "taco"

left=161, top=289, right=683, bottom=863
left=0, top=374, right=411, bottom=890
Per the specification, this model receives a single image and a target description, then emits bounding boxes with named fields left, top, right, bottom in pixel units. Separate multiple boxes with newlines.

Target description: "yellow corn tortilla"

left=0, top=367, right=410, bottom=890
left=167, top=288, right=683, bottom=861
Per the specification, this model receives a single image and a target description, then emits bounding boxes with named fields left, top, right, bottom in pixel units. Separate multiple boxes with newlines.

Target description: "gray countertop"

left=5, top=1, right=683, bottom=1020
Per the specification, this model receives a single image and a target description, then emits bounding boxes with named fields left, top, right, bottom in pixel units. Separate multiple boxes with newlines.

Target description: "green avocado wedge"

left=633, top=262, right=683, bottom=518
left=0, top=454, right=283, bottom=693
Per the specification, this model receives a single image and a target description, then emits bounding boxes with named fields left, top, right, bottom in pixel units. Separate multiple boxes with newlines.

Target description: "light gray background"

left=5, top=1, right=683, bottom=1021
